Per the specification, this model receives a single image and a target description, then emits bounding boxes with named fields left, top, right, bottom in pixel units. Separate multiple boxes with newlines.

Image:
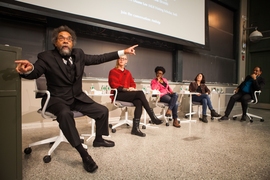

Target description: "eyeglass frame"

left=57, top=35, right=73, bottom=42
left=119, top=57, right=128, bottom=60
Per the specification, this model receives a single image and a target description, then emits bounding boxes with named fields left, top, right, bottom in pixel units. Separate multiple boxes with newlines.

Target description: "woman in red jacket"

left=108, top=55, right=163, bottom=137
left=151, top=66, right=181, bottom=128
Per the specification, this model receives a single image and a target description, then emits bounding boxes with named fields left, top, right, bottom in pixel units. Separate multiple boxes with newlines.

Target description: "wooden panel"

left=0, top=44, right=22, bottom=180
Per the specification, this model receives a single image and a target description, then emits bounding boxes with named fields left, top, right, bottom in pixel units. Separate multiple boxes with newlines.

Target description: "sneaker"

left=219, top=116, right=229, bottom=121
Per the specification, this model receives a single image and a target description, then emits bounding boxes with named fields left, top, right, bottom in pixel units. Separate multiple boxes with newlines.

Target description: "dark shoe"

left=131, top=118, right=146, bottom=137
left=201, top=115, right=208, bottom=123
left=151, top=118, right=163, bottom=125
left=219, top=116, right=229, bottom=121
left=93, top=139, right=115, bottom=147
left=148, top=108, right=163, bottom=125
left=83, top=155, right=98, bottom=173
left=173, top=119, right=181, bottom=128
left=165, top=109, right=172, bottom=117
left=211, top=109, right=221, bottom=117
left=240, top=115, right=247, bottom=121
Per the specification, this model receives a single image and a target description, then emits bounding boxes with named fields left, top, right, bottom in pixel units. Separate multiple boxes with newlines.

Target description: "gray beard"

left=58, top=47, right=71, bottom=57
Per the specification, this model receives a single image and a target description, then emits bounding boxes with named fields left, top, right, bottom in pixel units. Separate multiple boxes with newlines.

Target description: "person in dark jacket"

left=15, top=25, right=138, bottom=173
left=189, top=73, right=221, bottom=123
left=219, top=66, right=265, bottom=121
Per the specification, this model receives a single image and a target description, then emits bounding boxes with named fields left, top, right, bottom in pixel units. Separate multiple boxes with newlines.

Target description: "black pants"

left=46, top=99, right=109, bottom=147
left=116, top=90, right=152, bottom=119
left=224, top=91, right=252, bottom=116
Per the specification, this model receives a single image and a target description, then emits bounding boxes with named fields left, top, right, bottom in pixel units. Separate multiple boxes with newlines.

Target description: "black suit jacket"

left=238, top=75, right=265, bottom=99
left=22, top=48, right=119, bottom=108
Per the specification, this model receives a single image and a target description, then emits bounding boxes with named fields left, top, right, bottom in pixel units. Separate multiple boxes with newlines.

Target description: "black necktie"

left=65, top=57, right=73, bottom=67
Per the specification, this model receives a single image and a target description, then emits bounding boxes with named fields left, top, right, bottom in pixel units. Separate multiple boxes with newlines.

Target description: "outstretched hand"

left=15, top=60, right=33, bottom=74
left=124, top=44, right=138, bottom=55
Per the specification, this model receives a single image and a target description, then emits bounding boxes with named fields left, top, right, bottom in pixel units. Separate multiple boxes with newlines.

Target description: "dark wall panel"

left=76, top=37, right=172, bottom=80
left=0, top=20, right=45, bottom=62
left=182, top=51, right=235, bottom=83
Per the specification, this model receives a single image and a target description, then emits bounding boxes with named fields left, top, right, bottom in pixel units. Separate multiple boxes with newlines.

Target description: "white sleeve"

left=117, top=50, right=125, bottom=57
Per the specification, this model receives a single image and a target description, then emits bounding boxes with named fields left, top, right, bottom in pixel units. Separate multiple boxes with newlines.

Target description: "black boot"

left=211, top=109, right=221, bottom=117
left=131, top=119, right=146, bottom=137
left=201, top=115, right=208, bottom=123
left=148, top=109, right=163, bottom=125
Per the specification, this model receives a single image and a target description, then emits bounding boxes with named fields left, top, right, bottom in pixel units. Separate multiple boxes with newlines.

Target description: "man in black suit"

left=15, top=25, right=138, bottom=173
left=219, top=66, right=265, bottom=121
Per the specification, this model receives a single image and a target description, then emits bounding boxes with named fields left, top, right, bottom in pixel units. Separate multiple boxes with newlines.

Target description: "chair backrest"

left=35, top=76, right=47, bottom=98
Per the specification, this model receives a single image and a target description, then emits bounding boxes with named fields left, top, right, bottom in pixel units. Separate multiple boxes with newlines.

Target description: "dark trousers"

left=192, top=94, right=214, bottom=115
left=160, top=93, right=179, bottom=119
left=116, top=90, right=152, bottom=119
left=46, top=99, right=109, bottom=147
left=224, top=91, right=252, bottom=116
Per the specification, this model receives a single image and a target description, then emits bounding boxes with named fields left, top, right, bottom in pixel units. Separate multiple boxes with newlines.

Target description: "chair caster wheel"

left=211, top=117, right=214, bottom=120
left=166, top=123, right=169, bottom=126
left=112, top=129, right=116, bottom=133
left=169, top=118, right=172, bottom=121
left=43, top=155, right=51, bottom=163
left=149, top=120, right=152, bottom=124
left=250, top=120, right=253, bottom=123
left=142, top=125, right=146, bottom=129
left=24, top=147, right=32, bottom=154
left=109, top=124, right=112, bottom=128
left=260, top=119, right=264, bottom=122
left=233, top=117, right=237, bottom=120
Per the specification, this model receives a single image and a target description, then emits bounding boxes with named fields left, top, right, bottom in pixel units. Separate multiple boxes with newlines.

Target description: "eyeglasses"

left=119, top=57, right=127, bottom=60
left=57, top=36, right=73, bottom=42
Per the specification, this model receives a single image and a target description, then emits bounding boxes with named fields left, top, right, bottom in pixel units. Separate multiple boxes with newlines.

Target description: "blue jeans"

left=192, top=94, right=213, bottom=115
left=160, top=93, right=179, bottom=119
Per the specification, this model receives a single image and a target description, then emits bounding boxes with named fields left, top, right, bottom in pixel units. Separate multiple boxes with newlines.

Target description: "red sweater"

left=108, top=68, right=136, bottom=100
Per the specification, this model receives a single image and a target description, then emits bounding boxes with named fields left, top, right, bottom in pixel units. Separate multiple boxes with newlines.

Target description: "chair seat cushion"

left=115, top=101, right=134, bottom=107
left=37, top=109, right=84, bottom=119
left=72, top=111, right=84, bottom=118
left=192, top=101, right=202, bottom=105
left=157, top=102, right=169, bottom=108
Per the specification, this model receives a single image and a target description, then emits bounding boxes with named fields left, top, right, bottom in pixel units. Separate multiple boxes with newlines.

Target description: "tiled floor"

left=22, top=108, right=270, bottom=180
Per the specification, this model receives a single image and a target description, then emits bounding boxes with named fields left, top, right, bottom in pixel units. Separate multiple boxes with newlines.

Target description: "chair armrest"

left=149, top=90, right=161, bottom=107
left=110, top=88, right=121, bottom=107
left=252, top=90, right=261, bottom=104
left=34, top=89, right=51, bottom=119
